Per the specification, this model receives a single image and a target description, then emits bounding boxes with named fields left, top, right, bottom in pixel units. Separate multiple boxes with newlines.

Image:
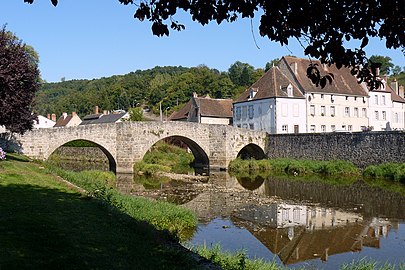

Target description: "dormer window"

left=249, top=88, right=257, bottom=100
left=287, top=84, right=293, bottom=97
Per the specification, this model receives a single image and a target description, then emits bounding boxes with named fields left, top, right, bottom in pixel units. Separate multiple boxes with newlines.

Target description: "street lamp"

left=165, top=107, right=170, bottom=121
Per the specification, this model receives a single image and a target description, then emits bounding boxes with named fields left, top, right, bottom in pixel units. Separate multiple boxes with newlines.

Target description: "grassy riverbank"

left=134, top=141, right=194, bottom=175
left=229, top=158, right=405, bottom=184
left=0, top=154, right=200, bottom=269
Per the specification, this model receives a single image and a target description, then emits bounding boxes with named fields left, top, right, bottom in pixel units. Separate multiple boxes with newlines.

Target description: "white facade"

left=200, top=116, right=231, bottom=125
left=33, top=115, right=55, bottom=129
left=233, top=97, right=306, bottom=134
left=306, top=93, right=369, bottom=132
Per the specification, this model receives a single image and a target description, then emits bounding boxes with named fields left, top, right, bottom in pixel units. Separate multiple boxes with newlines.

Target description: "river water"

left=116, top=172, right=405, bottom=269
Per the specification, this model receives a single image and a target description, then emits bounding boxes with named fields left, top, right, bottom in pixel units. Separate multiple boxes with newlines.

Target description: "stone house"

left=170, top=93, right=233, bottom=125
left=54, top=112, right=82, bottom=128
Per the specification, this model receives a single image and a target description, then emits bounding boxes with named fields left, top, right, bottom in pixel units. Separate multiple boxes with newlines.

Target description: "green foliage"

left=191, top=244, right=282, bottom=270
left=138, top=141, right=194, bottom=174
left=229, top=158, right=360, bottom=178
left=369, top=55, right=394, bottom=75
left=340, top=258, right=402, bottom=270
left=128, top=107, right=143, bottom=121
left=363, top=163, right=405, bottom=183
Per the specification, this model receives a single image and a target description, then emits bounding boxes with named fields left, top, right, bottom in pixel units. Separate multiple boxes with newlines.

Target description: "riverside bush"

left=229, top=158, right=359, bottom=177
left=363, top=163, right=405, bottom=183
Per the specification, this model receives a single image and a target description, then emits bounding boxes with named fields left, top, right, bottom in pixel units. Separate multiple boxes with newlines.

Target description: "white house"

left=233, top=66, right=306, bottom=133
left=33, top=115, right=56, bottom=129
left=278, top=56, right=369, bottom=133
left=367, top=79, right=405, bottom=131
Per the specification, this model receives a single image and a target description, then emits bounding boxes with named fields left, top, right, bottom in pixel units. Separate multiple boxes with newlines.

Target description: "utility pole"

left=160, top=101, right=163, bottom=121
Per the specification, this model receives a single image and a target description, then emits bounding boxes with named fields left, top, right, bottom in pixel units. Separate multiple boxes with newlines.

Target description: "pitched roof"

left=169, top=100, right=192, bottom=121
left=195, top=97, right=233, bottom=118
left=235, top=66, right=304, bottom=103
left=281, top=56, right=369, bottom=97
left=54, top=115, right=73, bottom=127
left=80, top=112, right=127, bottom=125
left=386, top=84, right=405, bottom=103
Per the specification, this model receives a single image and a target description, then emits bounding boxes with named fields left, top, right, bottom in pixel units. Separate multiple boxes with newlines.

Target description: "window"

left=375, top=111, right=379, bottom=120
left=235, top=107, right=241, bottom=120
left=331, top=125, right=336, bottom=131
left=394, top=113, right=399, bottom=123
left=249, top=123, right=254, bottom=130
left=330, top=106, right=335, bottom=116
left=382, top=111, right=386, bottom=120
left=310, top=105, right=315, bottom=116
left=354, top=107, right=359, bottom=117
left=248, top=105, right=254, bottom=119
left=282, top=125, right=288, bottom=132
left=374, top=95, right=379, bottom=105
left=310, top=125, right=315, bottom=132
left=293, top=104, right=299, bottom=117
left=348, top=125, right=352, bottom=131
left=382, top=95, right=386, bottom=105
left=287, top=84, right=293, bottom=97
left=321, top=106, right=326, bottom=116
left=242, top=106, right=247, bottom=120
left=321, top=125, right=326, bottom=132
left=293, top=208, right=301, bottom=222
left=362, top=108, right=367, bottom=118
left=345, top=107, right=350, bottom=117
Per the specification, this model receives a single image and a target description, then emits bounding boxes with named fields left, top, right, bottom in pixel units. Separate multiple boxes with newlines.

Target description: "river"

left=116, top=171, right=405, bottom=269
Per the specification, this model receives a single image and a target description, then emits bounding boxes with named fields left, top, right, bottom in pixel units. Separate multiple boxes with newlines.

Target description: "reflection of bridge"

left=1, top=122, right=266, bottom=173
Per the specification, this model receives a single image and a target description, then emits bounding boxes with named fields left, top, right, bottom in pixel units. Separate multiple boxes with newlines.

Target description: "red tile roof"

left=196, top=97, right=233, bottom=118
left=235, top=66, right=304, bottom=103
left=281, top=56, right=369, bottom=96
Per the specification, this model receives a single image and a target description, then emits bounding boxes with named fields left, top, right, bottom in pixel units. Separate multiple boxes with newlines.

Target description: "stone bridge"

left=0, top=121, right=267, bottom=174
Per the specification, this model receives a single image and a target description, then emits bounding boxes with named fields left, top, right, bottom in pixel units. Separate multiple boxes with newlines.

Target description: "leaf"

left=360, top=37, right=368, bottom=48
left=320, top=77, right=327, bottom=88
left=51, top=0, right=58, bottom=6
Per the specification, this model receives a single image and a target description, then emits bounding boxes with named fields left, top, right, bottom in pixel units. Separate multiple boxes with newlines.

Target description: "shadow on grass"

left=0, top=184, right=199, bottom=269
left=4, top=153, right=31, bottom=162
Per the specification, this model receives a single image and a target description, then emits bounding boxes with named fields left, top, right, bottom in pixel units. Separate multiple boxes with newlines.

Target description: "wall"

left=266, top=131, right=405, bottom=168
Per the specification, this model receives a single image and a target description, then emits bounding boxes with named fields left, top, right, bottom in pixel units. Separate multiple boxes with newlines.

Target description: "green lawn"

left=0, top=155, right=202, bottom=269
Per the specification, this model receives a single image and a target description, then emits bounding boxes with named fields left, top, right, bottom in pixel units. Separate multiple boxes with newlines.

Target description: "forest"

left=34, top=62, right=266, bottom=117
left=34, top=58, right=405, bottom=119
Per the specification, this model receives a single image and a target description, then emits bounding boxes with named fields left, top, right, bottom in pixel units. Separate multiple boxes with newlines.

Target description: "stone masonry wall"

left=266, top=131, right=405, bottom=168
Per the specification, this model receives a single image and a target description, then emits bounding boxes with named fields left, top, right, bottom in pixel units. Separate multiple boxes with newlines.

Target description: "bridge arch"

left=139, top=135, right=210, bottom=174
left=47, top=139, right=117, bottom=173
left=236, top=143, right=266, bottom=160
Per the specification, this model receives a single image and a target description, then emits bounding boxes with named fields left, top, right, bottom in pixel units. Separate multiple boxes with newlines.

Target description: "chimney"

left=62, top=112, right=68, bottom=119
left=391, top=79, right=399, bottom=94
left=399, top=85, right=405, bottom=98
left=51, top=113, right=56, bottom=122
left=47, top=113, right=51, bottom=119
left=94, top=106, right=99, bottom=114
left=192, top=92, right=198, bottom=98
left=103, top=110, right=109, bottom=115
left=72, top=112, right=77, bottom=117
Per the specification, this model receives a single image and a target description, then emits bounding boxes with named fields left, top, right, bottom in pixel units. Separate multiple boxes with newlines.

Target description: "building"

left=368, top=78, right=405, bottom=131
left=80, top=111, right=129, bottom=125
left=234, top=56, right=405, bottom=133
left=54, top=112, right=82, bottom=128
left=233, top=66, right=306, bottom=133
left=33, top=115, right=55, bottom=129
left=170, top=93, right=233, bottom=125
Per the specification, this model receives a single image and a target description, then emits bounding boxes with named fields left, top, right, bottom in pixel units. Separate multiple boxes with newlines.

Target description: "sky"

left=2, top=0, right=404, bottom=83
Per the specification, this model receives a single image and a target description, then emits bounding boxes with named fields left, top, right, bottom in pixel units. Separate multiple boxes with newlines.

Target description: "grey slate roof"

left=80, top=112, right=127, bottom=125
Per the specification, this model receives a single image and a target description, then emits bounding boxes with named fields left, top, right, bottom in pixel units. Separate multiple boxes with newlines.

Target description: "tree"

left=265, top=58, right=280, bottom=72
left=369, top=55, right=394, bottom=75
left=391, top=66, right=402, bottom=76
left=228, top=61, right=255, bottom=87
left=128, top=107, right=143, bottom=121
left=0, top=26, right=40, bottom=134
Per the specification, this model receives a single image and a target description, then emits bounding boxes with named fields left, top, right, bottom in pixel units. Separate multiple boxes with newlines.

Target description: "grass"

left=363, top=163, right=405, bottom=183
left=136, top=141, right=195, bottom=175
left=0, top=153, right=201, bottom=269
left=229, top=158, right=360, bottom=178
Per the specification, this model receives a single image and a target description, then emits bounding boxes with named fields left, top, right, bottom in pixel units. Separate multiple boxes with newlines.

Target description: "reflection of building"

left=233, top=203, right=397, bottom=265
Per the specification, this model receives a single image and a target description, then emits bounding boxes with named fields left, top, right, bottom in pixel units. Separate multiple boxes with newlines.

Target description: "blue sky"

left=2, top=0, right=404, bottom=82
